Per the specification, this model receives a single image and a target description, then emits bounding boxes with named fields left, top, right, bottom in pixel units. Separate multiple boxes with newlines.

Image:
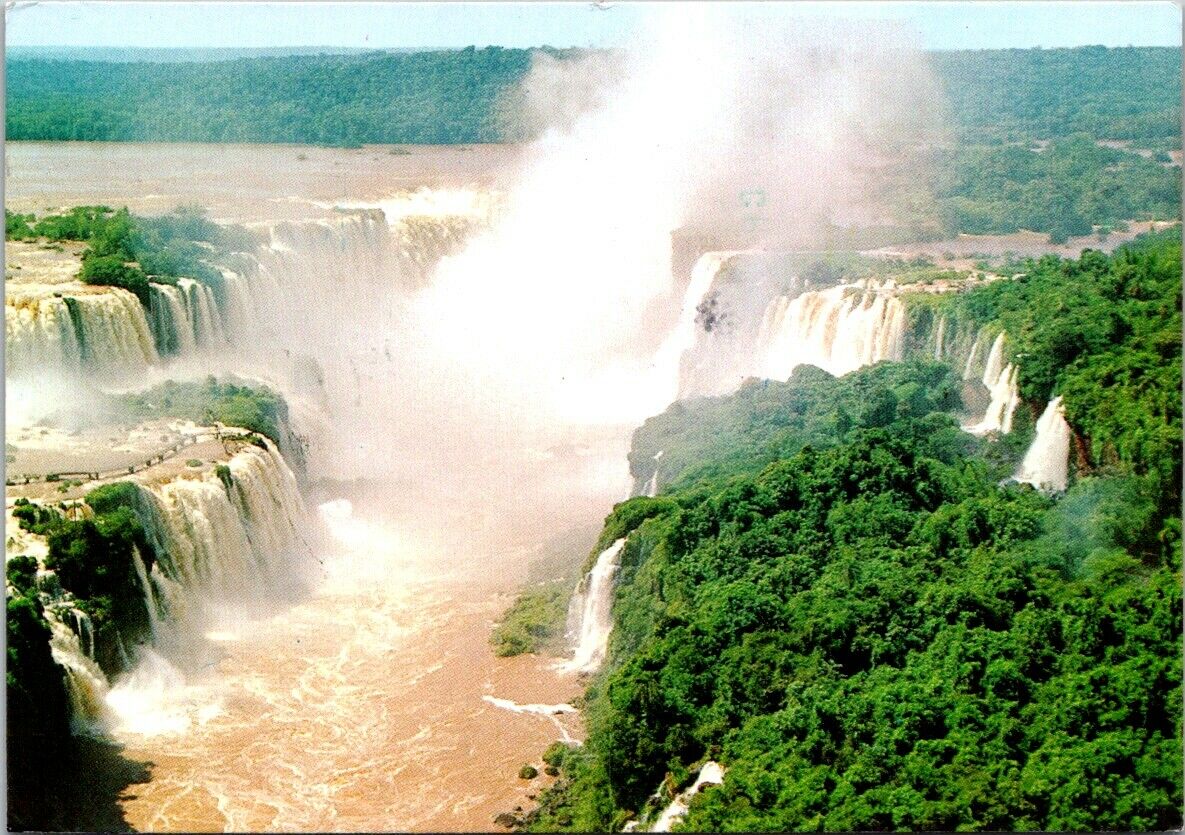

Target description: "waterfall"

left=639, top=761, right=727, bottom=833
left=44, top=603, right=112, bottom=735
left=962, top=331, right=983, bottom=380
left=562, top=538, right=628, bottom=674
left=178, top=278, right=228, bottom=349
left=6, top=286, right=157, bottom=379
left=132, top=438, right=313, bottom=638
left=962, top=332, right=1020, bottom=435
left=933, top=315, right=947, bottom=360
left=148, top=283, right=197, bottom=357
left=389, top=215, right=480, bottom=288
left=131, top=545, right=161, bottom=640
left=756, top=279, right=907, bottom=380
left=100, top=438, right=312, bottom=734
left=1015, top=396, right=1071, bottom=492
left=5, top=292, right=83, bottom=375
left=148, top=278, right=229, bottom=357
left=644, top=450, right=664, bottom=498
left=663, top=252, right=740, bottom=398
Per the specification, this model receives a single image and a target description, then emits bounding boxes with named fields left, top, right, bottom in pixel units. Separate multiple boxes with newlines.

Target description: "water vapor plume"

left=416, top=8, right=948, bottom=426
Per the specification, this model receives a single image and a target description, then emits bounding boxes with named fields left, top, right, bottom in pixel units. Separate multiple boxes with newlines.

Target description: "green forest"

left=6, top=46, right=1181, bottom=239
left=7, top=204, right=257, bottom=305
left=523, top=231, right=1182, bottom=832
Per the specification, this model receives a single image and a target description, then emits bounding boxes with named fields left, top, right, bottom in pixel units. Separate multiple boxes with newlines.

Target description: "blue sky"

left=6, top=1, right=1182, bottom=50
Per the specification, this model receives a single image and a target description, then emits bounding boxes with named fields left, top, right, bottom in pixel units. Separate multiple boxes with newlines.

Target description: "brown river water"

left=6, top=142, right=621, bottom=832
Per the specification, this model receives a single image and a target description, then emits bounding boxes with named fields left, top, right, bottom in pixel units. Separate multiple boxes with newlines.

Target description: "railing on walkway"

left=6, top=429, right=259, bottom=486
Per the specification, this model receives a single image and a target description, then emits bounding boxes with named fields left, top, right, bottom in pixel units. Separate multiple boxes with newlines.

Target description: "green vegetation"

left=4, top=204, right=257, bottom=306
left=8, top=46, right=1177, bottom=147
left=526, top=233, right=1182, bottom=832
left=491, top=581, right=570, bottom=657
left=520, top=765, right=540, bottom=780
left=114, top=376, right=292, bottom=447
left=935, top=136, right=1181, bottom=241
left=8, top=489, right=159, bottom=829
left=5, top=47, right=1181, bottom=238
left=6, top=574, right=78, bottom=830
left=932, top=46, right=1181, bottom=145
left=630, top=361, right=969, bottom=496
left=13, top=490, right=159, bottom=676
left=5, top=47, right=542, bottom=145
left=904, top=229, right=1182, bottom=508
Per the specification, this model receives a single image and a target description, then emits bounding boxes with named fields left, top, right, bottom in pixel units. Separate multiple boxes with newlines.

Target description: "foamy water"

left=111, top=499, right=584, bottom=832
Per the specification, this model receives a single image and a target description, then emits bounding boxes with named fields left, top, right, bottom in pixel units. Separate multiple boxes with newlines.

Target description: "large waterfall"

left=665, top=252, right=742, bottom=399
left=756, top=279, right=907, bottom=380
left=562, top=538, right=628, bottom=674
left=130, top=438, right=314, bottom=653
left=7, top=205, right=479, bottom=395
left=7, top=439, right=314, bottom=737
left=962, top=332, right=1020, bottom=435
left=6, top=286, right=158, bottom=379
left=1014, top=396, right=1072, bottom=492
left=147, top=279, right=228, bottom=356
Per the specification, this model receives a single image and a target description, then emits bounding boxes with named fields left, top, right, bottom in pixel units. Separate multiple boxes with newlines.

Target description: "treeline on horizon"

left=7, top=45, right=1181, bottom=240
left=522, top=230, right=1182, bottom=832
left=6, top=45, right=1180, bottom=147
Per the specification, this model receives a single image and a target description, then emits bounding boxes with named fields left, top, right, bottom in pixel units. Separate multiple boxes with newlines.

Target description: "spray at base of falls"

left=1014, top=396, right=1072, bottom=493
left=756, top=279, right=907, bottom=381
left=7, top=438, right=314, bottom=738
left=562, top=538, right=628, bottom=674
left=962, top=332, right=1020, bottom=436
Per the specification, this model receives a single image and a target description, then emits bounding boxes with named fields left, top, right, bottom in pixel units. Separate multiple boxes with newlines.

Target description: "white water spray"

left=963, top=332, right=1020, bottom=435
left=1014, top=396, right=1071, bottom=492
left=648, top=761, right=727, bottom=833
left=562, top=538, right=628, bottom=674
left=756, top=279, right=907, bottom=380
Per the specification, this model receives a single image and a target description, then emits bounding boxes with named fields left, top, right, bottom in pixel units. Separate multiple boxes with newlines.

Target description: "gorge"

left=4, top=15, right=1182, bottom=834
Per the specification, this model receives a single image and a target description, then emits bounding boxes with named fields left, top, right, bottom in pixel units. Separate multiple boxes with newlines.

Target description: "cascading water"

left=1014, top=396, right=1071, bottom=492
left=626, top=761, right=727, bottom=833
left=44, top=602, right=113, bottom=735
left=662, top=252, right=740, bottom=399
left=962, top=332, right=1020, bottom=435
left=128, top=439, right=314, bottom=651
left=148, top=283, right=197, bottom=357
left=562, top=538, right=628, bottom=674
left=756, top=279, right=907, bottom=380
left=962, top=331, right=983, bottom=380
left=933, top=315, right=947, bottom=360
left=644, top=450, right=664, bottom=498
left=6, top=286, right=158, bottom=379
left=6, top=504, right=112, bottom=734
